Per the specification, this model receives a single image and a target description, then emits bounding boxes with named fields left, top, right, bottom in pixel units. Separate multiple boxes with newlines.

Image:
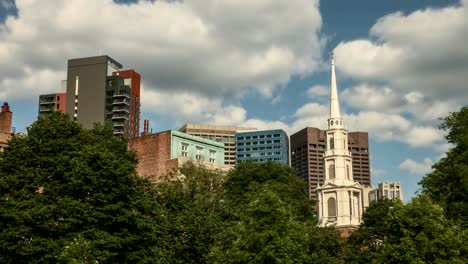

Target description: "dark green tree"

left=344, top=198, right=400, bottom=263
left=377, top=196, right=468, bottom=264
left=209, top=161, right=344, bottom=264
left=420, top=105, right=468, bottom=225
left=0, top=112, right=162, bottom=263
left=152, top=162, right=227, bottom=264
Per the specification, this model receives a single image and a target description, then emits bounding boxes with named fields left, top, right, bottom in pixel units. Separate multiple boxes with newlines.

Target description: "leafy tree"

left=377, top=196, right=468, bottom=264
left=420, top=106, right=468, bottom=225
left=0, top=112, right=163, bottom=263
left=209, top=161, right=344, bottom=264
left=344, top=199, right=400, bottom=263
left=152, top=162, right=227, bottom=264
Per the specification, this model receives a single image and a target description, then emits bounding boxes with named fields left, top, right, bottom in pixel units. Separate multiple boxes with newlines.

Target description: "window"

left=181, top=144, right=189, bottom=157
left=346, top=165, right=350, bottom=179
left=327, top=197, right=337, bottom=222
left=56, top=104, right=60, bottom=109
left=329, top=137, right=334, bottom=149
left=196, top=147, right=203, bottom=160
left=329, top=164, right=335, bottom=179
left=209, top=150, right=216, bottom=163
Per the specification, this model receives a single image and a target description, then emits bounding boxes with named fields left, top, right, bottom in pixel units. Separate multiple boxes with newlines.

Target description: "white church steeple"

left=316, top=51, right=363, bottom=229
left=328, top=51, right=343, bottom=130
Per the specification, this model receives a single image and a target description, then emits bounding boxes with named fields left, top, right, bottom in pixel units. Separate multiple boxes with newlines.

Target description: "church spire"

left=330, top=51, right=341, bottom=120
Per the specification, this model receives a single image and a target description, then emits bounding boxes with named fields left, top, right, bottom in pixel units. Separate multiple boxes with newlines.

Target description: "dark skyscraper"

left=290, top=127, right=370, bottom=200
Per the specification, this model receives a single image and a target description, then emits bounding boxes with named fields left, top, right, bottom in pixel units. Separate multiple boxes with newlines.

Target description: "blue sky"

left=1, top=0, right=466, bottom=201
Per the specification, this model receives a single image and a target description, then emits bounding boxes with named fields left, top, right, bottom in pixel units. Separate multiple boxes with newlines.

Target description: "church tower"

left=316, top=52, right=363, bottom=228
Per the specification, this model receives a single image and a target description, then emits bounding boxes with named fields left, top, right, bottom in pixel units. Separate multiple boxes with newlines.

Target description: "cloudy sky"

left=1, top=0, right=466, bottom=200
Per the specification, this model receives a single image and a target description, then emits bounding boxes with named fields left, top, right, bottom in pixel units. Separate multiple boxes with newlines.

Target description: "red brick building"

left=0, top=102, right=13, bottom=152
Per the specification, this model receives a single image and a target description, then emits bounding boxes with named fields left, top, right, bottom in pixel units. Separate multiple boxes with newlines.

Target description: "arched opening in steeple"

left=329, top=137, right=334, bottom=150
left=327, top=197, right=337, bottom=221
left=329, top=164, right=335, bottom=179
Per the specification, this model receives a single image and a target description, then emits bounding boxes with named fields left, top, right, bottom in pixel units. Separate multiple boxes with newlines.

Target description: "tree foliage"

left=0, top=112, right=162, bottom=263
left=420, top=105, right=468, bottom=225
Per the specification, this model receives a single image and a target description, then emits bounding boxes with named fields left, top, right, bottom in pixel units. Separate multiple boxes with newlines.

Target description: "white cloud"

left=399, top=158, right=434, bottom=175
left=0, top=0, right=324, bottom=101
left=307, top=84, right=328, bottom=98
left=371, top=167, right=387, bottom=177
left=334, top=1, right=468, bottom=102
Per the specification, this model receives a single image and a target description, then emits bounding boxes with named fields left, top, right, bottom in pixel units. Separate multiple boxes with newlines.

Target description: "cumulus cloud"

left=0, top=0, right=324, bottom=101
left=399, top=158, right=434, bottom=175
left=307, top=84, right=328, bottom=98
left=334, top=1, right=468, bottom=102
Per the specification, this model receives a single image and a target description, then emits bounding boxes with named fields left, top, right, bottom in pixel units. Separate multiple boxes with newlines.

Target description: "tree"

left=376, top=196, right=468, bottom=264
left=209, top=161, right=344, bottom=264
left=0, top=112, right=162, bottom=263
left=420, top=106, right=468, bottom=225
left=344, top=199, right=400, bottom=263
left=152, top=162, right=227, bottom=264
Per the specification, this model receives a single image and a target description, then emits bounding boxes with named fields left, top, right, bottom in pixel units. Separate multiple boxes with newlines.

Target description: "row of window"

left=237, top=140, right=281, bottom=146
left=181, top=144, right=217, bottom=163
left=237, top=145, right=283, bottom=151
left=237, top=152, right=283, bottom=158
left=237, top=134, right=281, bottom=140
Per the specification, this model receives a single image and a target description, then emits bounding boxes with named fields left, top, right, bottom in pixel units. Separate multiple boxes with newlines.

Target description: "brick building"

left=0, top=102, right=13, bottom=152
left=38, top=93, right=67, bottom=116
left=129, top=130, right=228, bottom=181
left=290, top=127, right=370, bottom=200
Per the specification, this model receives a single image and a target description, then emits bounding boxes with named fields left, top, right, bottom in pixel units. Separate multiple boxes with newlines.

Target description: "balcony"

left=112, top=114, right=129, bottom=120
left=113, top=93, right=130, bottom=99
left=112, top=99, right=129, bottom=105
left=113, top=122, right=125, bottom=128
left=112, top=107, right=129, bottom=113
left=39, top=100, right=55, bottom=105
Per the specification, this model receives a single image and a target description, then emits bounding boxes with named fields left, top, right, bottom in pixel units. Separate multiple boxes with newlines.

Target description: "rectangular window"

left=181, top=144, right=189, bottom=157
left=196, top=147, right=203, bottom=160
left=209, top=150, right=216, bottom=163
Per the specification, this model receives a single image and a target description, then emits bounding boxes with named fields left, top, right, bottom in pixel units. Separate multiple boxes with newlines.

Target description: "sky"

left=1, top=0, right=466, bottom=201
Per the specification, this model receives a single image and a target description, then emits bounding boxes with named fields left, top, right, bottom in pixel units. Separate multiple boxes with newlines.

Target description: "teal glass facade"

left=235, top=129, right=289, bottom=165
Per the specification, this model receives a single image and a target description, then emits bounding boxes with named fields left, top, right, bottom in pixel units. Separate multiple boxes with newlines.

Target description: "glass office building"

left=235, top=129, right=289, bottom=165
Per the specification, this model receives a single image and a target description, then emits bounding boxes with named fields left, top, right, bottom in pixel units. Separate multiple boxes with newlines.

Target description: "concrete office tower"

left=65, top=55, right=140, bottom=138
left=38, top=93, right=67, bottom=116
left=0, top=102, right=13, bottom=152
left=179, top=124, right=256, bottom=166
left=129, top=130, right=228, bottom=181
left=315, top=53, right=363, bottom=229
left=291, top=128, right=370, bottom=200
left=377, top=181, right=403, bottom=200
left=235, top=129, right=289, bottom=165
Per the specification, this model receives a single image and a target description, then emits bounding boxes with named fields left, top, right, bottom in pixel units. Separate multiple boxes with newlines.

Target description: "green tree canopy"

left=0, top=112, right=162, bottom=263
left=420, top=106, right=468, bottom=225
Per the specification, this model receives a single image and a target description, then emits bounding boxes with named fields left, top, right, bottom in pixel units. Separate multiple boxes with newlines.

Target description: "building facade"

left=129, top=130, right=227, bottom=181
left=377, top=181, right=403, bottom=200
left=38, top=93, right=66, bottom=116
left=235, top=129, right=289, bottom=165
left=290, top=128, right=370, bottom=200
left=65, top=55, right=140, bottom=138
left=316, top=53, right=364, bottom=229
left=179, top=124, right=256, bottom=166
left=0, top=102, right=13, bottom=152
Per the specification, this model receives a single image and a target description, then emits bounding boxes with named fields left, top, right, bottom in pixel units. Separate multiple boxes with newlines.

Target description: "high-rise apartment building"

left=65, top=55, right=140, bottom=138
left=291, top=128, right=370, bottom=200
left=38, top=93, right=66, bottom=116
left=235, top=129, right=289, bottom=165
left=179, top=124, right=256, bottom=166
